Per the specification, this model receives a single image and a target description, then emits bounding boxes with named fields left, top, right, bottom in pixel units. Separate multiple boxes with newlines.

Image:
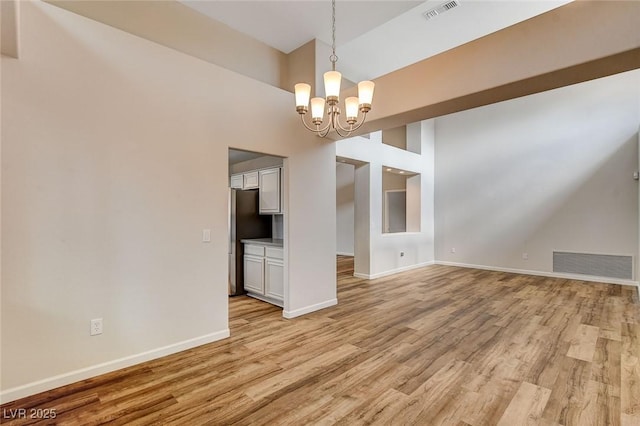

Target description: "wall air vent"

left=423, top=0, right=461, bottom=21
left=553, top=251, right=633, bottom=280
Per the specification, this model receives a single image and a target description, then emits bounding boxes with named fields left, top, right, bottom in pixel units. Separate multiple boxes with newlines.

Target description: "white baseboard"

left=0, top=329, right=230, bottom=404
left=283, top=298, right=337, bottom=319
left=354, top=261, right=435, bottom=280
left=435, top=261, right=640, bottom=288
left=336, top=252, right=354, bottom=257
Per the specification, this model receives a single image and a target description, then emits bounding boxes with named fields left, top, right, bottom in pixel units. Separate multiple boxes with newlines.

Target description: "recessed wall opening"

left=382, top=167, right=421, bottom=233
left=382, top=125, right=421, bottom=154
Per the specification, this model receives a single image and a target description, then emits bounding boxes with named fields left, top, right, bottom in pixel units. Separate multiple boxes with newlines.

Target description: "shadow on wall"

left=522, top=134, right=638, bottom=258
left=435, top=70, right=640, bottom=269
left=441, top=131, right=638, bottom=267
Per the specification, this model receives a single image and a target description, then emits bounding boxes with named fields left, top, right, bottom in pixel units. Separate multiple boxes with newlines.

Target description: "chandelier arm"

left=345, top=112, right=368, bottom=132
left=333, top=126, right=352, bottom=138
left=299, top=114, right=332, bottom=135
left=299, top=114, right=320, bottom=133
left=318, top=125, right=333, bottom=138
left=332, top=111, right=351, bottom=137
left=335, top=111, right=369, bottom=134
left=334, top=116, right=354, bottom=133
left=318, top=111, right=337, bottom=137
left=317, top=116, right=334, bottom=135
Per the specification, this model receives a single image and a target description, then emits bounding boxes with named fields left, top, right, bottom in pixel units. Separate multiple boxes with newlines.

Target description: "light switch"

left=202, top=229, right=211, bottom=242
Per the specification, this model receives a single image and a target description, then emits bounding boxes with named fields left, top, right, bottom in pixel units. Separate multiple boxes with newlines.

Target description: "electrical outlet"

left=451, top=248, right=456, bottom=254
left=400, top=252, right=405, bottom=257
left=522, top=253, right=529, bottom=260
left=90, top=318, right=103, bottom=336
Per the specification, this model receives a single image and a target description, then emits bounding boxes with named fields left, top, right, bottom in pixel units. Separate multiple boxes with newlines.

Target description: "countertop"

left=241, top=238, right=284, bottom=248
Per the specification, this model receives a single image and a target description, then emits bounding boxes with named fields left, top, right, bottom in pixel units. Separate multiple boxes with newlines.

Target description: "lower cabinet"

left=265, top=258, right=284, bottom=300
left=243, top=255, right=265, bottom=294
left=243, top=244, right=284, bottom=306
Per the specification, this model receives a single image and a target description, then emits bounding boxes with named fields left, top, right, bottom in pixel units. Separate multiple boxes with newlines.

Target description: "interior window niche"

left=381, top=123, right=421, bottom=154
left=382, top=167, right=420, bottom=234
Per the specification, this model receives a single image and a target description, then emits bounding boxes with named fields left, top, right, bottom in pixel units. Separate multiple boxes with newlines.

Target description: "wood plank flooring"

left=2, top=257, right=639, bottom=425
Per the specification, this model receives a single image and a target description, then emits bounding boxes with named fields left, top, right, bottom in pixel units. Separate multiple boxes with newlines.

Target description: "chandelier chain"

left=330, top=0, right=338, bottom=71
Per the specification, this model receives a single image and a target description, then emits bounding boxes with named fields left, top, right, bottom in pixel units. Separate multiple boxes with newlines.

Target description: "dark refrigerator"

left=228, top=189, right=272, bottom=296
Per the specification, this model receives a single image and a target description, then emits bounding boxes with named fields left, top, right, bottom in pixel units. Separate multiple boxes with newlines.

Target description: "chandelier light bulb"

left=310, top=97, right=326, bottom=122
left=323, top=71, right=342, bottom=100
left=357, top=81, right=375, bottom=108
left=294, top=83, right=311, bottom=110
left=345, top=97, right=359, bottom=121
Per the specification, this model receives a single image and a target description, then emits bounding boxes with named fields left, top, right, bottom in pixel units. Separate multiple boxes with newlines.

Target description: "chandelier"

left=294, top=0, right=375, bottom=138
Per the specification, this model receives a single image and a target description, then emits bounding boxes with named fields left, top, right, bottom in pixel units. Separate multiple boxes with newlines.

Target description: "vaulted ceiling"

left=41, top=0, right=640, bottom=136
left=180, top=0, right=573, bottom=81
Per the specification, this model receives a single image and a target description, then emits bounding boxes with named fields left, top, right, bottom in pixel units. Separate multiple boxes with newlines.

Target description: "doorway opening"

left=228, top=148, right=287, bottom=319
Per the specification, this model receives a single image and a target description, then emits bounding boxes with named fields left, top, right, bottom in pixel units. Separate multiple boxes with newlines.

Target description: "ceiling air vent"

left=423, top=0, right=461, bottom=21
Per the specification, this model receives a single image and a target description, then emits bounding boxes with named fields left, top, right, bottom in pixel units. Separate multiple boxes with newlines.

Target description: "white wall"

left=337, top=121, right=435, bottom=278
left=49, top=0, right=288, bottom=89
left=354, top=164, right=371, bottom=276
left=1, top=1, right=336, bottom=402
left=435, top=70, right=640, bottom=280
left=336, top=162, right=355, bottom=256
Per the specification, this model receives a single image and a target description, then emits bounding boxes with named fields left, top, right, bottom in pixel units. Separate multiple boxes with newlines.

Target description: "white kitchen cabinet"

left=265, top=258, right=284, bottom=300
left=231, top=167, right=284, bottom=215
left=230, top=174, right=244, bottom=189
left=259, top=168, right=281, bottom=214
left=243, top=255, right=264, bottom=294
left=230, top=171, right=259, bottom=189
left=243, top=243, right=284, bottom=306
left=243, top=171, right=259, bottom=189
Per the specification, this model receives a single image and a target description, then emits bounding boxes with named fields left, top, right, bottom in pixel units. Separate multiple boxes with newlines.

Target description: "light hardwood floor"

left=2, top=257, right=639, bottom=425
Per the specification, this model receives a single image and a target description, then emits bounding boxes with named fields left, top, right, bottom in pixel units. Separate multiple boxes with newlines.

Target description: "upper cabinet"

left=230, top=174, right=243, bottom=189
left=243, top=171, right=259, bottom=189
left=230, top=171, right=260, bottom=190
left=231, top=167, right=283, bottom=215
left=259, top=168, right=281, bottom=214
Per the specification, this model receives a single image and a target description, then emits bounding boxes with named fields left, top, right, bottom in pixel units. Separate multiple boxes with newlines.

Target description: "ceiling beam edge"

left=344, top=0, right=640, bottom=135
left=1, top=0, right=20, bottom=58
